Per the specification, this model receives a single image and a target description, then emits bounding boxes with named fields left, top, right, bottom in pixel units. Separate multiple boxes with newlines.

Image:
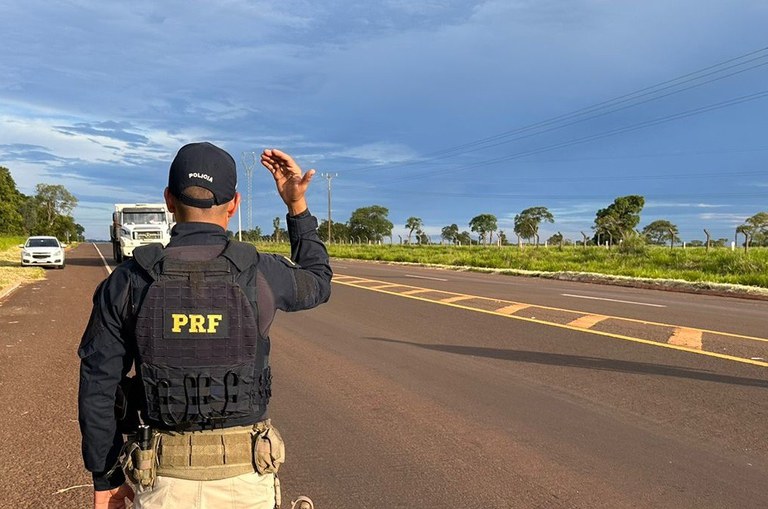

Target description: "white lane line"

left=93, top=243, right=113, bottom=275
left=561, top=293, right=666, bottom=308
left=405, top=274, right=448, bottom=282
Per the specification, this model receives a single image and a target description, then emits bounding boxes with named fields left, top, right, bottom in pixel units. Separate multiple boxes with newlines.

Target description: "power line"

left=363, top=189, right=768, bottom=200
left=340, top=45, right=768, bottom=175
left=381, top=89, right=768, bottom=185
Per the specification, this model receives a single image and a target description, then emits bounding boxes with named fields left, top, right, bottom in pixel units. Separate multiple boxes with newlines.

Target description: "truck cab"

left=110, top=204, right=173, bottom=262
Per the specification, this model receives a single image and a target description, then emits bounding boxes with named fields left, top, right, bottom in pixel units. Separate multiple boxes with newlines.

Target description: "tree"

left=642, top=219, right=679, bottom=247
left=456, top=231, right=473, bottom=245
left=547, top=232, right=563, bottom=247
left=416, top=230, right=429, bottom=245
left=593, top=195, right=645, bottom=246
left=33, top=183, right=77, bottom=233
left=317, top=220, right=350, bottom=242
left=737, top=212, right=768, bottom=252
left=348, top=205, right=393, bottom=243
left=497, top=230, right=508, bottom=245
left=273, top=216, right=282, bottom=242
left=469, top=214, right=497, bottom=245
left=26, top=183, right=83, bottom=238
left=0, top=167, right=27, bottom=235
left=514, top=206, right=554, bottom=247
left=441, top=224, right=460, bottom=245
left=239, top=227, right=263, bottom=242
left=405, top=217, right=423, bottom=245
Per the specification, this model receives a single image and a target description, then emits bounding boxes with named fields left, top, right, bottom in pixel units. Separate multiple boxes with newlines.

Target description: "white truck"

left=110, top=203, right=173, bottom=262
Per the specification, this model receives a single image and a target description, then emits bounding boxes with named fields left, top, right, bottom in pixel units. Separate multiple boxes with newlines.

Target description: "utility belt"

left=123, top=420, right=285, bottom=489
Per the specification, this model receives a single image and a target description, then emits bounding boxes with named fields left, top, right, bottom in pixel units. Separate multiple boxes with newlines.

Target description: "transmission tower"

left=241, top=151, right=258, bottom=232
left=320, top=173, right=338, bottom=243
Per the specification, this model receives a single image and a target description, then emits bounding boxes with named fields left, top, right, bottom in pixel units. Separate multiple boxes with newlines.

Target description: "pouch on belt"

left=253, top=420, right=285, bottom=475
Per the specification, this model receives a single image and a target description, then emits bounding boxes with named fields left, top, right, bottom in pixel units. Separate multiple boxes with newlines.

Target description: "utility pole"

left=320, top=173, right=337, bottom=243
left=241, top=152, right=258, bottom=235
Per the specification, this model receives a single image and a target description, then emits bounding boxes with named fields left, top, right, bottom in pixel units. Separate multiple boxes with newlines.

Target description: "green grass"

left=0, top=236, right=45, bottom=293
left=0, top=236, right=26, bottom=250
left=252, top=241, right=768, bottom=288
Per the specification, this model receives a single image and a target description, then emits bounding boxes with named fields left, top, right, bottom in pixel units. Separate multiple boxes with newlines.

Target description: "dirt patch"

left=0, top=245, right=45, bottom=296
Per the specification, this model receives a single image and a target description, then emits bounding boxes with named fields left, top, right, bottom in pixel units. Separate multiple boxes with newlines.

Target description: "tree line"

left=313, top=196, right=768, bottom=250
left=0, top=167, right=84, bottom=241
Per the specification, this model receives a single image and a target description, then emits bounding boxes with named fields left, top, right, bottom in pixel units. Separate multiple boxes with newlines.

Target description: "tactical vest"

left=131, top=241, right=271, bottom=429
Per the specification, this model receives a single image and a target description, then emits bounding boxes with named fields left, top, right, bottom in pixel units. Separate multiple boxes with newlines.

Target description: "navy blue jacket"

left=78, top=211, right=331, bottom=490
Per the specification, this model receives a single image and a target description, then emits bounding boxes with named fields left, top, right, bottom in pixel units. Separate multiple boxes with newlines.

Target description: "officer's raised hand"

left=261, top=149, right=314, bottom=216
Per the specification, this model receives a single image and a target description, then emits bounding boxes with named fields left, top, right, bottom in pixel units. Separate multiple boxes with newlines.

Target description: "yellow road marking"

left=495, top=303, right=530, bottom=315
left=334, top=275, right=768, bottom=344
left=668, top=327, right=703, bottom=350
left=568, top=314, right=608, bottom=329
left=332, top=274, right=768, bottom=368
left=441, top=295, right=475, bottom=303
left=401, top=289, right=434, bottom=295
left=368, top=283, right=405, bottom=290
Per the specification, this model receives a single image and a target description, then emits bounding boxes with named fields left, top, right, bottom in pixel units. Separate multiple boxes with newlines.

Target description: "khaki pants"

left=134, top=472, right=276, bottom=509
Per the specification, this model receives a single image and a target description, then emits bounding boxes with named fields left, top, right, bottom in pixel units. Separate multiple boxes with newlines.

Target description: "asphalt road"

left=1, top=244, right=766, bottom=508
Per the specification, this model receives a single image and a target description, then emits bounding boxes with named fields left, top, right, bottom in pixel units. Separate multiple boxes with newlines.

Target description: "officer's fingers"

left=260, top=154, right=277, bottom=171
left=261, top=159, right=282, bottom=180
left=268, top=148, right=296, bottom=166
left=301, top=169, right=316, bottom=186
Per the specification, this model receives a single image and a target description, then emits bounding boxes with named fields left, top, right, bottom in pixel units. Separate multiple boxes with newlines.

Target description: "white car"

left=20, top=236, right=66, bottom=268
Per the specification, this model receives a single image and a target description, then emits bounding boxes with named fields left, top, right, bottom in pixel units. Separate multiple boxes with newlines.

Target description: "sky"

left=1, top=0, right=767, bottom=243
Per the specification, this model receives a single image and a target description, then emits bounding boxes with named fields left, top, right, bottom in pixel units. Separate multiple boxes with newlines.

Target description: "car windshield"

left=26, top=238, right=59, bottom=248
left=123, top=211, right=166, bottom=225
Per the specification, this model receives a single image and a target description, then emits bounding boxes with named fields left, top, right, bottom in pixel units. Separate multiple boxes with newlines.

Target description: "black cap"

left=168, top=142, right=237, bottom=208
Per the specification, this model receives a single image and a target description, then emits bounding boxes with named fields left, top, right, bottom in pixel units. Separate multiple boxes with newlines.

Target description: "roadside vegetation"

left=0, top=236, right=45, bottom=294
left=0, top=168, right=83, bottom=296
left=253, top=241, right=768, bottom=289
left=244, top=194, right=768, bottom=290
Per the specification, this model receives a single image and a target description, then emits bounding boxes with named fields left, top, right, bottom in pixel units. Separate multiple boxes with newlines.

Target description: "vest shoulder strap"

left=132, top=243, right=166, bottom=281
left=219, top=240, right=259, bottom=272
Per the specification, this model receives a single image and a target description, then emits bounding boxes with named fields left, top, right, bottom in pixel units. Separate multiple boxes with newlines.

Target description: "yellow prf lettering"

left=171, top=314, right=189, bottom=332
left=207, top=314, right=222, bottom=333
left=188, top=314, right=206, bottom=333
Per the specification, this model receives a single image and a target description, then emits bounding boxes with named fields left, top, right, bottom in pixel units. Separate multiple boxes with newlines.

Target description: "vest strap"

left=155, top=421, right=276, bottom=481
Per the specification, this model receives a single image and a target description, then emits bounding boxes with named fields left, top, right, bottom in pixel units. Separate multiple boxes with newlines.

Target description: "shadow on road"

left=63, top=255, right=113, bottom=268
left=364, top=336, right=768, bottom=389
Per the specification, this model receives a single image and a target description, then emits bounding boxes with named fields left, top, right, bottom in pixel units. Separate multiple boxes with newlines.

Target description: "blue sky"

left=1, top=0, right=767, bottom=242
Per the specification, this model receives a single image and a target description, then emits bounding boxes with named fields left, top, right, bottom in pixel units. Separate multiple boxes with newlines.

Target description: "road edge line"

left=93, top=243, right=112, bottom=275
left=0, top=282, right=22, bottom=302
left=334, top=279, right=768, bottom=369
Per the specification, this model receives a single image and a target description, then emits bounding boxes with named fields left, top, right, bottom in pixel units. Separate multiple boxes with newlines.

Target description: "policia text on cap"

left=78, top=144, right=332, bottom=509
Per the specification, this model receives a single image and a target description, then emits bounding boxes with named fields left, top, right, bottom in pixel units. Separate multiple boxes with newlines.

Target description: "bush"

left=617, top=231, right=647, bottom=255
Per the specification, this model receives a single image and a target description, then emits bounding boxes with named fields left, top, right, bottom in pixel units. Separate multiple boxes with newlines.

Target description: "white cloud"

left=697, top=213, right=749, bottom=224
left=645, top=202, right=728, bottom=209
left=331, top=142, right=419, bottom=166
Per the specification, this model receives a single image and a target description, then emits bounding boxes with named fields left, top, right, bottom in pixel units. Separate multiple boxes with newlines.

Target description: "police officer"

left=78, top=143, right=332, bottom=509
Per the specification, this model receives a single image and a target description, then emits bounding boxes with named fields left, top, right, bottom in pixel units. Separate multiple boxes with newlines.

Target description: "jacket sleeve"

left=260, top=209, right=332, bottom=313
left=77, top=265, right=133, bottom=490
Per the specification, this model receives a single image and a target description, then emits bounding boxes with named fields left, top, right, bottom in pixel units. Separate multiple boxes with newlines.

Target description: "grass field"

left=0, top=236, right=45, bottom=294
left=3, top=235, right=764, bottom=296
left=253, top=241, right=768, bottom=288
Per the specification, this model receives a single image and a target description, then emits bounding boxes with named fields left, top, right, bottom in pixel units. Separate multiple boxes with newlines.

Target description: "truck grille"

left=134, top=231, right=162, bottom=240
